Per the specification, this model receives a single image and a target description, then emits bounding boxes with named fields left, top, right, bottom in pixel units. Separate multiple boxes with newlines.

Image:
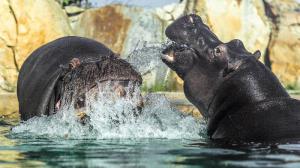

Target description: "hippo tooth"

left=189, top=16, right=194, bottom=23
left=161, top=51, right=175, bottom=62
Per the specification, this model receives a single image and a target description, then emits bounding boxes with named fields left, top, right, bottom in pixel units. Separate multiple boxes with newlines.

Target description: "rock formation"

left=0, top=0, right=73, bottom=93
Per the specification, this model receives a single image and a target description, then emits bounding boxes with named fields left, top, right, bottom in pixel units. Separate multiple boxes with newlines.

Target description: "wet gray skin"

left=162, top=14, right=223, bottom=117
left=162, top=14, right=292, bottom=139
left=58, top=57, right=144, bottom=124
left=162, top=14, right=259, bottom=117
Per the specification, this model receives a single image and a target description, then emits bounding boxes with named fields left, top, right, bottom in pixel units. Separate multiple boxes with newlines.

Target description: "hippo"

left=161, top=14, right=300, bottom=142
left=17, top=36, right=143, bottom=122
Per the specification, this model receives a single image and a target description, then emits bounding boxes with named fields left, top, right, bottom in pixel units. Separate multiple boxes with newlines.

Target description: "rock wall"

left=73, top=4, right=167, bottom=56
left=74, top=5, right=131, bottom=54
left=0, top=0, right=73, bottom=93
left=265, top=0, right=300, bottom=88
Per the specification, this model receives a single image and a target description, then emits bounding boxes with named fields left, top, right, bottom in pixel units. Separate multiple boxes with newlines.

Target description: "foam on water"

left=12, top=83, right=205, bottom=139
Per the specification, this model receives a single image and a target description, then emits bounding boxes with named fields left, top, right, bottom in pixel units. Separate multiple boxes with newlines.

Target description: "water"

left=3, top=121, right=300, bottom=168
left=4, top=89, right=300, bottom=168
left=126, top=42, right=166, bottom=75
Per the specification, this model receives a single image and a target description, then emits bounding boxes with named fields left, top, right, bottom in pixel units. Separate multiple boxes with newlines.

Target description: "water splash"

left=12, top=83, right=205, bottom=139
left=126, top=42, right=165, bottom=75
left=126, top=40, right=176, bottom=74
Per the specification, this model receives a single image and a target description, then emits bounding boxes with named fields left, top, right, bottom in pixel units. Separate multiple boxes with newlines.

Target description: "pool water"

left=2, top=122, right=300, bottom=168
left=2, top=92, right=300, bottom=167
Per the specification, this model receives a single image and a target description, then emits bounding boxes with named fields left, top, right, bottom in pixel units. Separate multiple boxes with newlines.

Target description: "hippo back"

left=17, top=36, right=114, bottom=120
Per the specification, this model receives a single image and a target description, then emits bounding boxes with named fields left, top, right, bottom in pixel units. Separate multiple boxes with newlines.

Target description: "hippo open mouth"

left=162, top=15, right=221, bottom=60
left=161, top=15, right=226, bottom=116
left=161, top=15, right=225, bottom=80
left=161, top=42, right=195, bottom=74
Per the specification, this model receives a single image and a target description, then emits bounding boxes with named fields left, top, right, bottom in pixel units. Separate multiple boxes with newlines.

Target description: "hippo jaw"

left=161, top=14, right=230, bottom=79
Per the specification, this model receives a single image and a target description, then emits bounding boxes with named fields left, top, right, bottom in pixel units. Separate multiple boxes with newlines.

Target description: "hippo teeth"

left=189, top=16, right=194, bottom=24
left=162, top=54, right=174, bottom=62
left=161, top=51, right=175, bottom=62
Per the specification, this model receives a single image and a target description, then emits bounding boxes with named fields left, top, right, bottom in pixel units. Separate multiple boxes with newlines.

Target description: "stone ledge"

left=0, top=93, right=19, bottom=119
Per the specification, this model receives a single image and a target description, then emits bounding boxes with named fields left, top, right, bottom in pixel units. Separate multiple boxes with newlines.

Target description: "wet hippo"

left=17, top=36, right=143, bottom=122
left=161, top=14, right=300, bottom=142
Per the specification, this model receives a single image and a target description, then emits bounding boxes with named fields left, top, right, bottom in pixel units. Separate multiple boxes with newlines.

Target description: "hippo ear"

left=253, top=50, right=261, bottom=60
left=231, top=39, right=246, bottom=49
left=227, top=39, right=248, bottom=54
left=69, top=58, right=81, bottom=69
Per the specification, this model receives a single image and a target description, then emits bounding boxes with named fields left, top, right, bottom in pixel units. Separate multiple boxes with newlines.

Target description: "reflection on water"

left=2, top=124, right=300, bottom=168
left=0, top=120, right=46, bottom=168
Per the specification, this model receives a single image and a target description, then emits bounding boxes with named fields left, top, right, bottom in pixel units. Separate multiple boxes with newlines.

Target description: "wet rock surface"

left=0, top=0, right=73, bottom=93
left=264, top=0, right=300, bottom=88
left=73, top=5, right=131, bottom=54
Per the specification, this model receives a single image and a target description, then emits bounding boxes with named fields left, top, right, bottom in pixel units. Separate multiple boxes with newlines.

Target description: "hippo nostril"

left=215, top=48, right=221, bottom=54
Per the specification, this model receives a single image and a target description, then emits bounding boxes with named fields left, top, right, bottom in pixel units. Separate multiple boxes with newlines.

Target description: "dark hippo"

left=161, top=14, right=300, bottom=142
left=17, top=36, right=143, bottom=122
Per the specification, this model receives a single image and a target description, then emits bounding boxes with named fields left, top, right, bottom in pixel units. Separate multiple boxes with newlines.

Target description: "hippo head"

left=54, top=56, right=143, bottom=123
left=162, top=14, right=260, bottom=118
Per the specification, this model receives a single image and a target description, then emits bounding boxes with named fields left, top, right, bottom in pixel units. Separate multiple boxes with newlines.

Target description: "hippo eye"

left=214, top=47, right=222, bottom=56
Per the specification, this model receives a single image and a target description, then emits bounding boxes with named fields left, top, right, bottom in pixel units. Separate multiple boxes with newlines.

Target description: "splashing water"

left=12, top=82, right=205, bottom=139
left=126, top=42, right=162, bottom=75
left=126, top=41, right=176, bottom=74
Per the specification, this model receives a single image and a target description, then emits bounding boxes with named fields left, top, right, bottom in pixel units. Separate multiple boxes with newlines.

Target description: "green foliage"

left=286, top=84, right=297, bottom=90
left=285, top=80, right=300, bottom=91
left=63, top=0, right=70, bottom=4
left=141, top=83, right=167, bottom=92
